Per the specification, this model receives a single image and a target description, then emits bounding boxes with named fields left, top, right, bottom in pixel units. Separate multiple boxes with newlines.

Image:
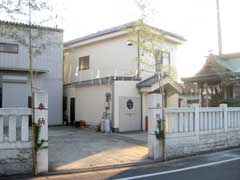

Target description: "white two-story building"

left=64, top=21, right=185, bottom=132
left=0, top=20, right=63, bottom=125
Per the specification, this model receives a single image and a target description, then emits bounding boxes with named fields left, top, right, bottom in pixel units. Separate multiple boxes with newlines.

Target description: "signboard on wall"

left=127, top=99, right=134, bottom=109
left=119, top=97, right=141, bottom=132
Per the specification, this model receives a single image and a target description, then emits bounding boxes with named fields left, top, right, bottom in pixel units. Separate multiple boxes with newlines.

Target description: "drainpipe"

left=137, top=35, right=140, bottom=78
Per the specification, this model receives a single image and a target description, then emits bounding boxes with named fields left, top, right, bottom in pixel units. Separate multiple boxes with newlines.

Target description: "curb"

left=40, top=159, right=160, bottom=176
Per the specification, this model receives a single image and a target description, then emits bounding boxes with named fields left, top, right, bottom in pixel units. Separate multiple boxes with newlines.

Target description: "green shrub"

left=221, top=98, right=240, bottom=107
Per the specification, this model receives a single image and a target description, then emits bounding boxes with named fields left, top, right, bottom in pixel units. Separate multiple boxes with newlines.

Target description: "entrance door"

left=70, top=97, right=75, bottom=125
left=119, top=97, right=141, bottom=132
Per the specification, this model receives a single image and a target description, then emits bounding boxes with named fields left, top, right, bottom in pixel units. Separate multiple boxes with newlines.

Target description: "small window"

left=161, top=51, right=170, bottom=66
left=79, top=56, right=89, bottom=70
left=0, top=43, right=19, bottom=54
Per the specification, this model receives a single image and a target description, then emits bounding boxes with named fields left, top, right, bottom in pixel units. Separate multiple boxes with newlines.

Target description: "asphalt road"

left=3, top=148, right=240, bottom=180
left=111, top=158, right=240, bottom=180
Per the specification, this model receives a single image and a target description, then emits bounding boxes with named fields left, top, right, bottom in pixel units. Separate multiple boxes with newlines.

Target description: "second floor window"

left=161, top=51, right=170, bottom=66
left=0, top=43, right=18, bottom=54
left=79, top=56, right=89, bottom=70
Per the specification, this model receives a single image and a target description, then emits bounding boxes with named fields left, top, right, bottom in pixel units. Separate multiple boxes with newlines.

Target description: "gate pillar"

left=34, top=91, right=48, bottom=173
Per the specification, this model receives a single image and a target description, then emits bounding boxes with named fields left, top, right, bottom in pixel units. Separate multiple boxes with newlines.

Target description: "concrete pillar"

left=34, top=91, right=48, bottom=173
left=192, top=104, right=200, bottom=135
left=147, top=94, right=163, bottom=160
left=220, top=104, right=228, bottom=132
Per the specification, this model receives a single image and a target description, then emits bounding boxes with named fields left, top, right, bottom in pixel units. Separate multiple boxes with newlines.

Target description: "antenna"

left=216, top=0, right=222, bottom=55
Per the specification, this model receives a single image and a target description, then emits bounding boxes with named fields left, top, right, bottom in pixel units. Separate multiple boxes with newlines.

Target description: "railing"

left=0, top=108, right=31, bottom=149
left=227, top=107, right=240, bottom=129
left=66, top=67, right=139, bottom=84
left=165, top=107, right=195, bottom=133
left=165, top=104, right=240, bottom=135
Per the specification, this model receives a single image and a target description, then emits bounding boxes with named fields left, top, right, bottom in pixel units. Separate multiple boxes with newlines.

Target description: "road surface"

left=4, top=148, right=240, bottom=180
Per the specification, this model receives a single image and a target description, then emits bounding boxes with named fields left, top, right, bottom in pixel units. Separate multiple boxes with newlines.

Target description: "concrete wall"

left=65, top=85, right=112, bottom=126
left=113, top=80, right=140, bottom=130
left=0, top=22, right=63, bottom=125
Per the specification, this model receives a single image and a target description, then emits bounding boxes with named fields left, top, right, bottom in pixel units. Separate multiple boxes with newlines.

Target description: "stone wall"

left=0, top=108, right=32, bottom=176
left=148, top=102, right=240, bottom=160
left=166, top=130, right=240, bottom=159
left=0, top=145, right=32, bottom=175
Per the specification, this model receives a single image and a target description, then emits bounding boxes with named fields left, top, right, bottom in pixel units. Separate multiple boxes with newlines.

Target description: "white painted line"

left=114, top=157, right=240, bottom=180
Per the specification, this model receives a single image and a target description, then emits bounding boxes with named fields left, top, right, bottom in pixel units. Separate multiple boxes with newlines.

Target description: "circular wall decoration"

left=127, top=99, right=134, bottom=109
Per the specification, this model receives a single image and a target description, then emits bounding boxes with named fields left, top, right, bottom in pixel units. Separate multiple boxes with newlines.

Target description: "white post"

left=34, top=91, right=48, bottom=173
left=193, top=104, right=200, bottom=135
left=21, top=115, right=29, bottom=141
left=9, top=115, right=16, bottom=142
left=220, top=104, right=228, bottom=131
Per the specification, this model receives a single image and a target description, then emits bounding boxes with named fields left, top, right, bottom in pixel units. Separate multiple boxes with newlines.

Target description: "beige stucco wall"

left=64, top=32, right=180, bottom=85
left=139, top=41, right=178, bottom=80
left=65, top=85, right=112, bottom=126
left=64, top=34, right=138, bottom=84
left=166, top=93, right=179, bottom=107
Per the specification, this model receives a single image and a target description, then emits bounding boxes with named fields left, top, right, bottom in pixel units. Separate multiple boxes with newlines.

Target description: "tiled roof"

left=217, top=53, right=240, bottom=73
left=181, top=53, right=240, bottom=83
left=0, top=20, right=63, bottom=32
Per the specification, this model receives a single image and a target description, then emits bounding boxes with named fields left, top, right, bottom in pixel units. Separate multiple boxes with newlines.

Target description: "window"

left=0, top=43, right=18, bottom=54
left=161, top=51, right=170, bottom=65
left=79, top=56, right=89, bottom=70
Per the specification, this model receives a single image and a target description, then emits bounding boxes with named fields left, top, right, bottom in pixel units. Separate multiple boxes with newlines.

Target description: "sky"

left=58, top=0, right=240, bottom=79
left=3, top=0, right=239, bottom=79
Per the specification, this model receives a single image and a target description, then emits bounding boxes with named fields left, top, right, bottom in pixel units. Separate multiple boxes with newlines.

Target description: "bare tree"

left=129, top=0, right=179, bottom=161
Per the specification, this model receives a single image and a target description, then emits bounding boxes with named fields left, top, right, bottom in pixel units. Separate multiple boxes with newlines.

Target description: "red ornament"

left=38, top=118, right=45, bottom=126
left=38, top=103, right=45, bottom=110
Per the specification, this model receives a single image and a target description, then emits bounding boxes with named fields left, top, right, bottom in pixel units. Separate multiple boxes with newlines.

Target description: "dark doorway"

left=0, top=87, right=2, bottom=108
left=70, top=97, right=75, bottom=125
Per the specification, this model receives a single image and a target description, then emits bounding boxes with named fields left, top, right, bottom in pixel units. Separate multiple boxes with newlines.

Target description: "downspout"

left=111, top=78, right=115, bottom=132
left=137, top=35, right=140, bottom=78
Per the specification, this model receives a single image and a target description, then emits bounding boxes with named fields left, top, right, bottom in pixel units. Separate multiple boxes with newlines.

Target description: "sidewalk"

left=5, top=148, right=240, bottom=180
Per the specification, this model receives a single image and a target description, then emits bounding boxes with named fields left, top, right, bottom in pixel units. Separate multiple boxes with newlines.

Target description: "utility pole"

left=216, top=0, right=223, bottom=55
